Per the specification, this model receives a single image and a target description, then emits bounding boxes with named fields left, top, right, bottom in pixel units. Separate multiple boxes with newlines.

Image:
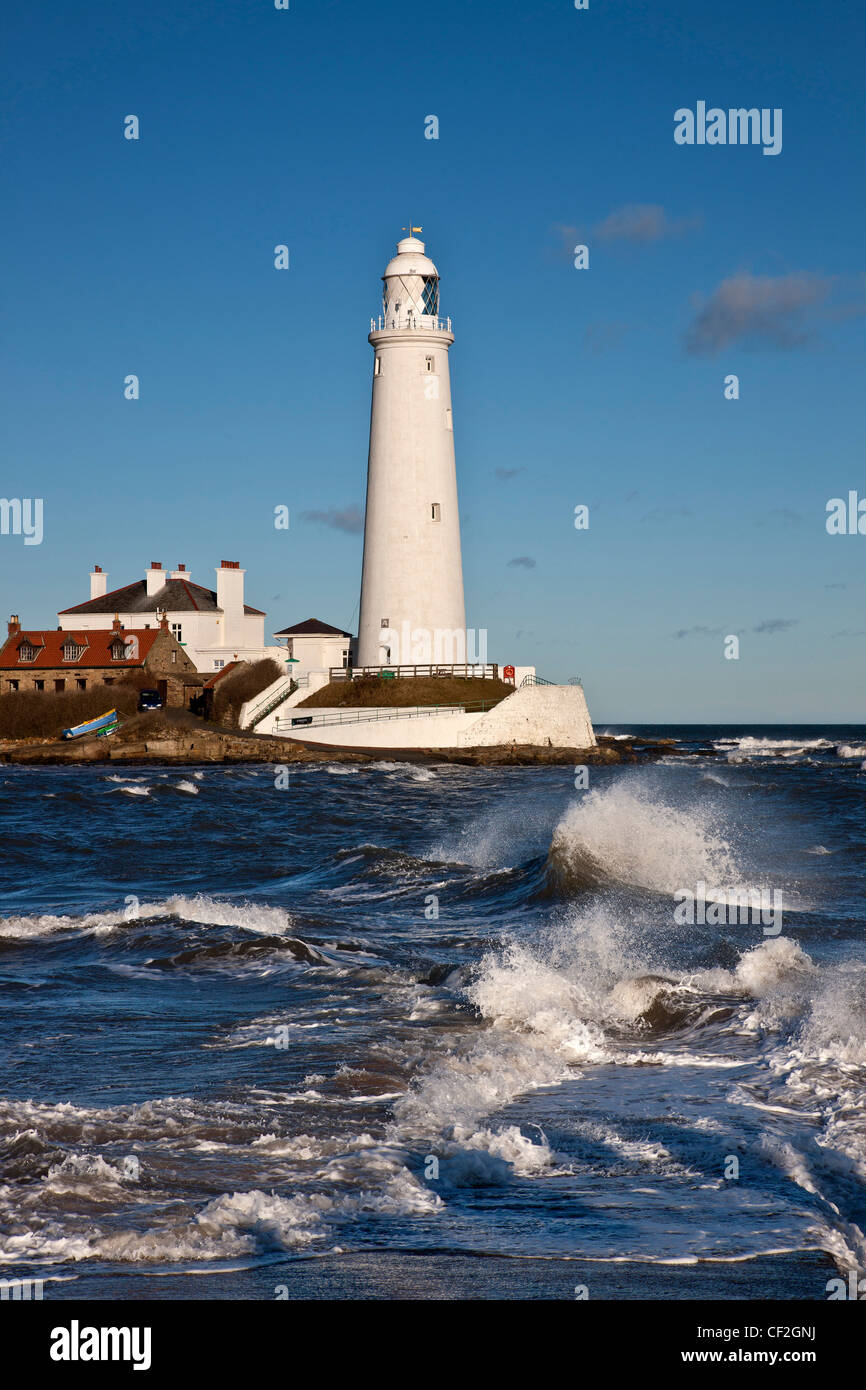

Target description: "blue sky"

left=2, top=0, right=864, bottom=721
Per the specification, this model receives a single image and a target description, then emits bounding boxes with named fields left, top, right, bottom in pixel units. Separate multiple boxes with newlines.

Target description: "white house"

left=58, top=561, right=271, bottom=672
left=272, top=618, right=354, bottom=680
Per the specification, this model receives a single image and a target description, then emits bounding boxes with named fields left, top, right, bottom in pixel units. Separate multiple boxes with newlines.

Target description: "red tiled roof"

left=0, top=628, right=162, bottom=670
left=202, top=661, right=241, bottom=688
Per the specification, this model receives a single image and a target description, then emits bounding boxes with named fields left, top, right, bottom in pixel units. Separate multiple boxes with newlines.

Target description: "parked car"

left=137, top=689, right=163, bottom=712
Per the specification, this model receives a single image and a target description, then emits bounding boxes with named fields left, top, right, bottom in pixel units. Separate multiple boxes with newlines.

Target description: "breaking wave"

left=547, top=782, right=738, bottom=895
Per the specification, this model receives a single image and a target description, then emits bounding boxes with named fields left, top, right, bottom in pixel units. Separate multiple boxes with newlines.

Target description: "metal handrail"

left=247, top=677, right=298, bottom=727
left=369, top=315, right=453, bottom=334
left=330, top=663, right=498, bottom=681
left=518, top=674, right=560, bottom=688
left=276, top=699, right=497, bottom=732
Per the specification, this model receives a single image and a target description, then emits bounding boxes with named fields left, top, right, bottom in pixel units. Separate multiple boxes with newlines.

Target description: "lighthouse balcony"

left=369, top=314, right=453, bottom=334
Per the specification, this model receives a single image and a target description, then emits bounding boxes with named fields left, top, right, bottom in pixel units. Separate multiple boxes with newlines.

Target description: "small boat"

left=62, top=709, right=118, bottom=740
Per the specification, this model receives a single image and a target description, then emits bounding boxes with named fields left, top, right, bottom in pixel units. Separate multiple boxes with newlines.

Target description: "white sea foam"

left=691, top=937, right=814, bottom=998
left=0, top=894, right=293, bottom=941
left=0, top=908, right=128, bottom=940
left=550, top=781, right=738, bottom=895
left=92, top=1190, right=336, bottom=1263
left=717, top=736, right=833, bottom=764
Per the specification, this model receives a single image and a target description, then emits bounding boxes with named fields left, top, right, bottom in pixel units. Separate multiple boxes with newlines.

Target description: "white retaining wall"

left=273, top=684, right=595, bottom=751
left=274, top=707, right=480, bottom=749
left=456, top=684, right=596, bottom=748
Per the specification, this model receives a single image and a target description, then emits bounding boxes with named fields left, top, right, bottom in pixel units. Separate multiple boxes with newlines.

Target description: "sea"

left=1, top=724, right=864, bottom=1302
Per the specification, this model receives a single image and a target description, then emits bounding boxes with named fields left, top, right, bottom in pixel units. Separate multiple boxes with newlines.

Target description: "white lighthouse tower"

left=357, top=230, right=466, bottom=668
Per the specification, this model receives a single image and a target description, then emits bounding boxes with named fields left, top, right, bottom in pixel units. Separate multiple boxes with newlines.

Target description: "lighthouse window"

left=425, top=356, right=435, bottom=372
left=431, top=503, right=441, bottom=522
left=380, top=618, right=390, bottom=628
left=421, top=277, right=439, bottom=315
left=375, top=357, right=382, bottom=376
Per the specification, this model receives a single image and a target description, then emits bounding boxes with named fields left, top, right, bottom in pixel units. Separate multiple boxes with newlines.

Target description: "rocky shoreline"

left=0, top=721, right=699, bottom=767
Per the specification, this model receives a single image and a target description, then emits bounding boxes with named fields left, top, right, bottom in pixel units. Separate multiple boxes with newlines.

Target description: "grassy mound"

left=297, top=675, right=514, bottom=710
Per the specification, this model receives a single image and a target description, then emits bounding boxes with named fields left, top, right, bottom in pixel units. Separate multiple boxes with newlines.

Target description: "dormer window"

left=62, top=641, right=86, bottom=662
left=17, top=642, right=37, bottom=663
left=109, top=639, right=126, bottom=662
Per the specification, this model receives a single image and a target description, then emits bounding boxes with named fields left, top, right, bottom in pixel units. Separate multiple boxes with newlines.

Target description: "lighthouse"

left=356, top=230, right=466, bottom=668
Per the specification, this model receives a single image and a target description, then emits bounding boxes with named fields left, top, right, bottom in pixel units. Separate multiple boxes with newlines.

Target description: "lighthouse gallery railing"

left=369, top=315, right=453, bottom=333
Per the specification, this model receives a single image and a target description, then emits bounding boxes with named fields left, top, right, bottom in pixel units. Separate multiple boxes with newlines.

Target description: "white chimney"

left=90, top=566, right=108, bottom=600
left=215, top=561, right=246, bottom=647
left=145, top=562, right=165, bottom=597
left=169, top=562, right=191, bottom=581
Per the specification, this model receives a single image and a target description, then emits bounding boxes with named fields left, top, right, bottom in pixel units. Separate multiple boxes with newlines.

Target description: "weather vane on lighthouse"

left=402, top=222, right=423, bottom=237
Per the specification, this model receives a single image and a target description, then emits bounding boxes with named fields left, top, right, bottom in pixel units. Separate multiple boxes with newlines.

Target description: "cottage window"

left=62, top=642, right=85, bottom=662
left=18, top=643, right=37, bottom=663
left=171, top=622, right=183, bottom=642
left=171, top=650, right=177, bottom=664
left=8, top=680, right=19, bottom=692
left=76, top=678, right=87, bottom=690
left=34, top=680, right=44, bottom=691
left=110, top=641, right=126, bottom=662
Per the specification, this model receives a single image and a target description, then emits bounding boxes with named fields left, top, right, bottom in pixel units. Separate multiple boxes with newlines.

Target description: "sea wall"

left=457, top=684, right=596, bottom=749
left=274, top=684, right=596, bottom=752
left=277, top=708, right=480, bottom=749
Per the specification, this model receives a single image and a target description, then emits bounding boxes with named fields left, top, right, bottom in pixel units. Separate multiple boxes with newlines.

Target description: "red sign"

left=504, top=665, right=515, bottom=681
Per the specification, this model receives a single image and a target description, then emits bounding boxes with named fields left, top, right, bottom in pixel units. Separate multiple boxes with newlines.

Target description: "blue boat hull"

left=62, top=709, right=118, bottom=740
